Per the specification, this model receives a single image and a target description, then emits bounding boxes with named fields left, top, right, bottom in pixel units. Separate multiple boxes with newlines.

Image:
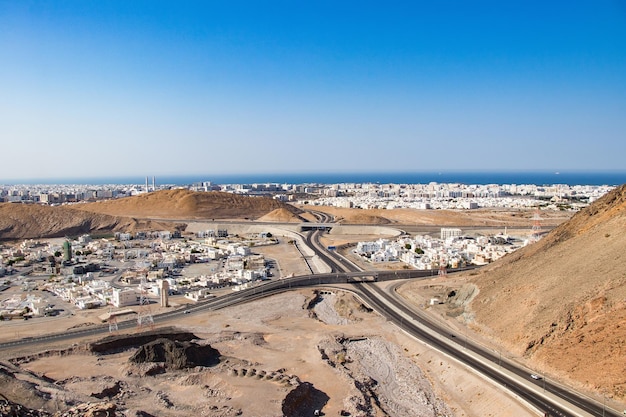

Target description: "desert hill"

left=258, top=207, right=307, bottom=223
left=76, top=189, right=303, bottom=220
left=463, top=184, right=626, bottom=399
left=0, top=203, right=182, bottom=241
left=0, top=190, right=304, bottom=240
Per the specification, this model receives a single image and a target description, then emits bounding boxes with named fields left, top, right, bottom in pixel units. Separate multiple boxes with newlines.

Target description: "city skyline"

left=2, top=1, right=625, bottom=181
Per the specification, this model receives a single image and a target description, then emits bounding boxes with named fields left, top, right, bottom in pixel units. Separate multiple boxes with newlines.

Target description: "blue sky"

left=1, top=1, right=625, bottom=181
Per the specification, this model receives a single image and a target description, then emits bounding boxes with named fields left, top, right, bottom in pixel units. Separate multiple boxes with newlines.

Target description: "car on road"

left=530, top=374, right=541, bottom=380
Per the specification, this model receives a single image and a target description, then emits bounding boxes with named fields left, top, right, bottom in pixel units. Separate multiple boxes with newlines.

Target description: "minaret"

left=159, top=279, right=169, bottom=307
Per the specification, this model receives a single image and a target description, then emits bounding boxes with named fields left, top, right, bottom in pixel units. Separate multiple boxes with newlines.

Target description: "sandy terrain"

left=1, top=202, right=584, bottom=416
left=2, top=288, right=538, bottom=417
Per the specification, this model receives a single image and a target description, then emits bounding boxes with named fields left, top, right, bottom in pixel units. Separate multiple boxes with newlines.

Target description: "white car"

left=530, top=374, right=541, bottom=380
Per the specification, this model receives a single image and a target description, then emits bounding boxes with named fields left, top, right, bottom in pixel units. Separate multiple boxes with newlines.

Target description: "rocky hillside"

left=76, top=189, right=303, bottom=220
left=0, top=190, right=303, bottom=240
left=466, top=184, right=626, bottom=399
left=0, top=203, right=182, bottom=241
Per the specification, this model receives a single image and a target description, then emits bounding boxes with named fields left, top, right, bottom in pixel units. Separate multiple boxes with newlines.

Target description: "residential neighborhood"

left=0, top=180, right=614, bottom=211
left=354, top=227, right=525, bottom=270
left=0, top=229, right=279, bottom=321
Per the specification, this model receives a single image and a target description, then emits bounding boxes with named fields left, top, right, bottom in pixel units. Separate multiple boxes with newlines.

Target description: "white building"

left=112, top=288, right=137, bottom=308
left=440, top=228, right=462, bottom=240
left=185, top=288, right=214, bottom=301
left=75, top=296, right=102, bottom=310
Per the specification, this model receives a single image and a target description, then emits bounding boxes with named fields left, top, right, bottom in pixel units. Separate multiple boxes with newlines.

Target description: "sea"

left=6, top=171, right=626, bottom=187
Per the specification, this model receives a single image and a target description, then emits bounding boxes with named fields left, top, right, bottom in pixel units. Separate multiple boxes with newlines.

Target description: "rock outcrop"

left=89, top=328, right=197, bottom=353
left=129, top=338, right=220, bottom=369
left=281, top=382, right=329, bottom=417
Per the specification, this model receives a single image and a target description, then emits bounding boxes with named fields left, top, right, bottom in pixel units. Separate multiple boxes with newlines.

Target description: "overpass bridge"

left=346, top=272, right=378, bottom=282
left=299, top=222, right=337, bottom=231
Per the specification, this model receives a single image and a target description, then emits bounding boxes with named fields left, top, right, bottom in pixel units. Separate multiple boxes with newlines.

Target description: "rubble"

left=0, top=399, right=120, bottom=417
left=318, top=336, right=455, bottom=417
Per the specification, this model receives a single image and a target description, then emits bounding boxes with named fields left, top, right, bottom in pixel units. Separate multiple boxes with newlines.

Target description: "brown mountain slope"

left=466, top=184, right=626, bottom=399
left=258, top=207, right=307, bottom=223
left=76, top=189, right=303, bottom=220
left=0, top=203, right=182, bottom=241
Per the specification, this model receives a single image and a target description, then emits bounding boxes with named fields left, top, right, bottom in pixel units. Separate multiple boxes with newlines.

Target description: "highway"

left=0, top=213, right=619, bottom=416
left=302, top=216, right=617, bottom=417
left=0, top=268, right=461, bottom=350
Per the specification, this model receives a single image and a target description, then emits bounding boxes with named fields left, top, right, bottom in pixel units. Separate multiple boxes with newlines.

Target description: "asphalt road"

left=306, top=224, right=616, bottom=417
left=0, top=216, right=618, bottom=417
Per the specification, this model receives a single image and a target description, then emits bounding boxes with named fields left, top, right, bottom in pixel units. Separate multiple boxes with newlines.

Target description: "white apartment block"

left=441, top=228, right=462, bottom=240
left=112, top=288, right=137, bottom=308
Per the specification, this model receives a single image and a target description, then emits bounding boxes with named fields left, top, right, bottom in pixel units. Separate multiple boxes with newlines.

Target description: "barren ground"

left=2, top=288, right=538, bottom=417
left=0, top=206, right=578, bottom=416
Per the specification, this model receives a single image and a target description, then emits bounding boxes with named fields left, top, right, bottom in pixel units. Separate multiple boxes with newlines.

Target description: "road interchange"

left=0, top=213, right=620, bottom=417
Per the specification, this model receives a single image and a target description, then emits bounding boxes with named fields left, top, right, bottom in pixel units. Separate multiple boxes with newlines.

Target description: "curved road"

left=0, top=215, right=617, bottom=417
left=306, top=223, right=617, bottom=417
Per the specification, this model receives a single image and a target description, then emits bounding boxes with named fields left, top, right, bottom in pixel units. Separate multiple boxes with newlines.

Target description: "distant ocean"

left=7, top=171, right=626, bottom=186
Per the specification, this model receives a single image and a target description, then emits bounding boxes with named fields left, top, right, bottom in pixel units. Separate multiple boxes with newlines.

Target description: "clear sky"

left=1, top=1, right=625, bottom=181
